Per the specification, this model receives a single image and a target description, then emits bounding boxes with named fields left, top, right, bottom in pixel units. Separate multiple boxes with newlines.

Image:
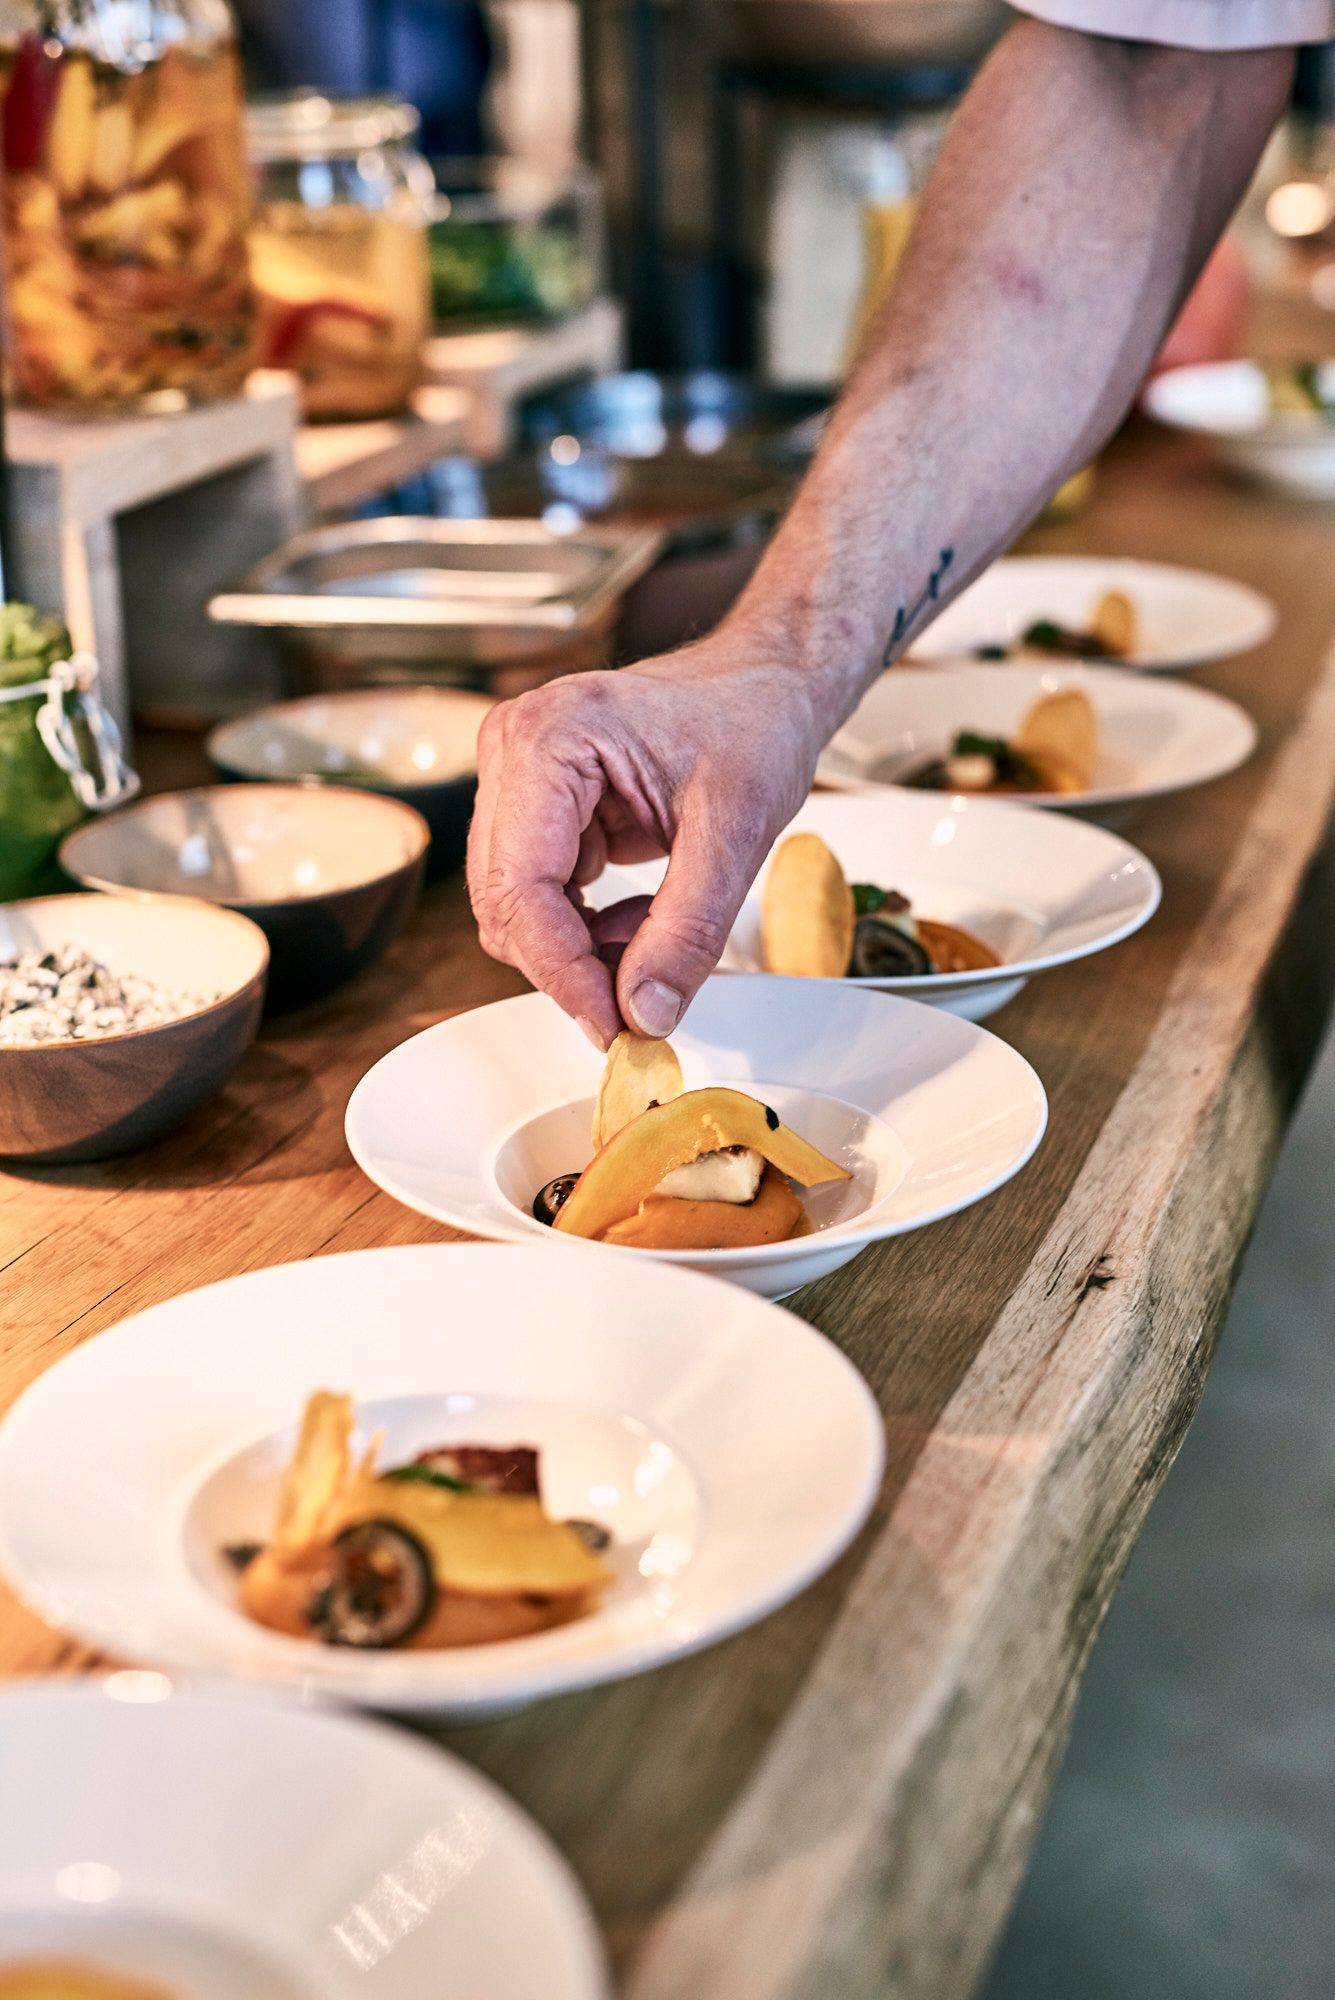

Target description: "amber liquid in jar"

left=250, top=200, right=429, bottom=420
left=0, top=34, right=256, bottom=411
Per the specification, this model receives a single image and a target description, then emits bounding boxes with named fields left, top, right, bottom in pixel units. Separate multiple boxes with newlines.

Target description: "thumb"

left=616, top=804, right=764, bottom=1037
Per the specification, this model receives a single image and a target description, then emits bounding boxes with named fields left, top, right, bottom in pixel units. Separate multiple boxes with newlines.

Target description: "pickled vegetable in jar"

left=0, top=0, right=256, bottom=413
left=248, top=93, right=432, bottom=422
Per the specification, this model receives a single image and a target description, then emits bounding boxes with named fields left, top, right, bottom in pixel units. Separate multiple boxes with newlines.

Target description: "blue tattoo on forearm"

left=885, top=547, right=954, bottom=664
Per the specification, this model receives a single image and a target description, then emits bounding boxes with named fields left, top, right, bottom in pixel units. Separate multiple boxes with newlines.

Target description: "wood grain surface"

left=2, top=421, right=1334, bottom=1999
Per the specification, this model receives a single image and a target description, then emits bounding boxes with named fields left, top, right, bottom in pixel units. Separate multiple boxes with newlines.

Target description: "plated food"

left=902, top=686, right=1097, bottom=796
left=0, top=1246, right=884, bottom=1713
left=231, top=1389, right=609, bottom=1652
left=346, top=977, right=1047, bottom=1297
left=591, top=791, right=1160, bottom=1022
left=817, top=661, right=1256, bottom=816
left=532, top=1030, right=849, bottom=1252
left=0, top=1681, right=606, bottom=1998
left=909, top=555, right=1275, bottom=672
left=1145, top=359, right=1335, bottom=499
left=762, top=832, right=998, bottom=980
left=0, top=1966, right=172, bottom=2000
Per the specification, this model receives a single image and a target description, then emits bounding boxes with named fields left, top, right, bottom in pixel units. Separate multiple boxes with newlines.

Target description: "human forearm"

left=727, top=20, right=1294, bottom=731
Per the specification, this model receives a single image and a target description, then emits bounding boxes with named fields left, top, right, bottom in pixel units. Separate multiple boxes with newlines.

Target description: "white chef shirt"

left=1011, top=2, right=1335, bottom=46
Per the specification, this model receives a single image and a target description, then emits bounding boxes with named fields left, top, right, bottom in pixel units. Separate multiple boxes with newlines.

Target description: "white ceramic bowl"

left=818, top=661, right=1257, bottom=816
left=0, top=892, right=268, bottom=1163
left=1144, top=360, right=1335, bottom=499
left=910, top=553, right=1275, bottom=671
left=207, top=688, right=493, bottom=875
left=589, top=790, right=1161, bottom=1023
left=0, top=1679, right=606, bottom=1998
left=345, top=976, right=1047, bottom=1299
left=0, top=1245, right=883, bottom=1717
left=60, top=785, right=430, bottom=1008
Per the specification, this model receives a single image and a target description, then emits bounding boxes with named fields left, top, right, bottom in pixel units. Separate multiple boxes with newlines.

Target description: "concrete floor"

left=983, top=1026, right=1335, bottom=2000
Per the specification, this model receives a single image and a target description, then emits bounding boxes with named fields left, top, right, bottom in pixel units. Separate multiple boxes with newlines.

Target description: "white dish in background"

left=346, top=976, right=1047, bottom=1299
left=589, top=790, right=1161, bottom=1023
left=1144, top=359, right=1335, bottom=499
left=0, top=1678, right=606, bottom=1998
left=0, top=1245, right=883, bottom=1716
left=818, top=661, right=1256, bottom=817
left=909, top=554, right=1275, bottom=671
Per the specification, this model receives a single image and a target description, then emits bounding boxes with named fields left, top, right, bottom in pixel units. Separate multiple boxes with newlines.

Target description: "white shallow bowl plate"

left=1144, top=360, right=1335, bottom=500
left=0, top=1679, right=606, bottom=1998
left=818, top=661, right=1256, bottom=814
left=207, top=687, right=493, bottom=789
left=909, top=554, right=1275, bottom=671
left=0, top=1245, right=884, bottom=1715
left=346, top=976, right=1047, bottom=1299
left=589, top=790, right=1161, bottom=1023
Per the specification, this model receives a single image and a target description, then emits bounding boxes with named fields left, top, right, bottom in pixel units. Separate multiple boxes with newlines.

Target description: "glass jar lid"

left=247, top=91, right=422, bottom=163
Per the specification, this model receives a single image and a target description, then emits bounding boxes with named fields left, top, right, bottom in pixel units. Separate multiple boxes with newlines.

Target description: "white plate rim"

left=0, top=1245, right=886, bottom=1713
left=0, top=1673, right=610, bottom=1999
left=816, top=660, right=1258, bottom=812
left=589, top=790, right=1163, bottom=995
left=908, top=553, right=1276, bottom=671
left=344, top=989, right=1049, bottom=1272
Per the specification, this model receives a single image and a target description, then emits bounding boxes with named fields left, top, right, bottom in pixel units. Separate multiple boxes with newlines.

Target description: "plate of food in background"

left=0, top=1679, right=607, bottom=1998
left=589, top=791, right=1161, bottom=1023
left=1144, top=359, right=1335, bottom=500
left=0, top=1246, right=882, bottom=1718
left=906, top=554, right=1274, bottom=671
left=817, top=662, right=1256, bottom=816
left=345, top=975, right=1046, bottom=1299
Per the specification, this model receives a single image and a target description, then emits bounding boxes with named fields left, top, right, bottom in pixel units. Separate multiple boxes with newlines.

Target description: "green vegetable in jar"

left=0, top=602, right=83, bottom=901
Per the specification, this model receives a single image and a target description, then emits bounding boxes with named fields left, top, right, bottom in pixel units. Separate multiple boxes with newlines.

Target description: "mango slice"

left=1015, top=688, right=1097, bottom=792
left=762, top=832, right=855, bottom=977
left=593, top=1031, right=683, bottom=1148
left=603, top=1164, right=804, bottom=1250
left=340, top=1479, right=609, bottom=1598
left=1090, top=588, right=1138, bottom=658
left=555, top=1086, right=850, bottom=1242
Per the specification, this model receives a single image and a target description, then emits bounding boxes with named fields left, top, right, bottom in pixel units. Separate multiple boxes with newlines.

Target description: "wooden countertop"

left=3, top=421, right=1335, bottom=2000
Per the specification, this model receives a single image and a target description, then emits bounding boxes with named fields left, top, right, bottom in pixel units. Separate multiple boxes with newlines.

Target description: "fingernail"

left=628, top=979, right=682, bottom=1037
left=578, top=1015, right=610, bottom=1052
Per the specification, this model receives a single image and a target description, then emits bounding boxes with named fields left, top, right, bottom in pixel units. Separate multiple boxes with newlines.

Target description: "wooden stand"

left=6, top=373, right=303, bottom=735
left=422, top=297, right=624, bottom=458
left=296, top=385, right=471, bottom=515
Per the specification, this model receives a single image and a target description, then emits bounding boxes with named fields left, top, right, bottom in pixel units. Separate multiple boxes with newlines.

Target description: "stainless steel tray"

left=209, top=517, right=663, bottom=637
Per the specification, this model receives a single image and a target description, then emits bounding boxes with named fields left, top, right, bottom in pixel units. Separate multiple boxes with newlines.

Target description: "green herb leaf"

left=384, top=1464, right=472, bottom=1494
left=951, top=731, right=1010, bottom=761
left=851, top=882, right=887, bottom=916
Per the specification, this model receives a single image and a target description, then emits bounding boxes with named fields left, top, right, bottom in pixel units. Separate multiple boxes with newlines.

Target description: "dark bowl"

left=59, top=786, right=429, bottom=1012
left=0, top=893, right=268, bottom=1164
left=206, top=688, right=491, bottom=878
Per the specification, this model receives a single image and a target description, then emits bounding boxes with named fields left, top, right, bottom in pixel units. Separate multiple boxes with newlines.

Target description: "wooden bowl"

left=0, top=894, right=268, bottom=1165
left=205, top=687, right=492, bottom=876
left=60, top=785, right=430, bottom=1010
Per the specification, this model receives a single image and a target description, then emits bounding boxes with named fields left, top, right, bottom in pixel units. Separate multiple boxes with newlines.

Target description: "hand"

left=467, top=635, right=825, bottom=1048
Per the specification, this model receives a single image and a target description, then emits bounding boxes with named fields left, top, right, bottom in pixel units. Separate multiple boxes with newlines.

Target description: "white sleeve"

left=1010, top=1, right=1335, bottom=47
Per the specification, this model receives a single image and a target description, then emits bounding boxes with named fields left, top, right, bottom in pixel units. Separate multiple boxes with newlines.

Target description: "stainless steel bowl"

left=208, top=517, right=663, bottom=698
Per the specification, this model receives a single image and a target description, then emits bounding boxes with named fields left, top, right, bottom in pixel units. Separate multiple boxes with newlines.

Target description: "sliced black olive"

left=564, top=1517, right=612, bottom=1553
left=310, top=1520, right=436, bottom=1649
left=974, top=642, right=1009, bottom=661
left=533, top=1174, right=580, bottom=1226
left=850, top=914, right=933, bottom=979
left=763, top=1104, right=780, bottom=1130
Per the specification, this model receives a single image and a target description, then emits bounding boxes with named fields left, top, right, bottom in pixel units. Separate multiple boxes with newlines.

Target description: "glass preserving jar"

left=247, top=92, right=433, bottom=422
left=0, top=0, right=256, bottom=413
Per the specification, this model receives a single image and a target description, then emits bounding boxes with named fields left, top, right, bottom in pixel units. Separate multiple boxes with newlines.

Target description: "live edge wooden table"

left=3, top=420, right=1335, bottom=2000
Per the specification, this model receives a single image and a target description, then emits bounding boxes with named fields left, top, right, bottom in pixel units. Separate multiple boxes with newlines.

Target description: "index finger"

left=476, top=731, right=621, bottom=1048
